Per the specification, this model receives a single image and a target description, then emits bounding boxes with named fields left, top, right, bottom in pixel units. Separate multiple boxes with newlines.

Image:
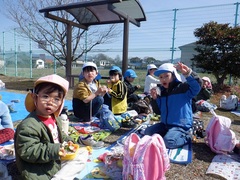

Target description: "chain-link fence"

left=0, top=2, right=239, bottom=78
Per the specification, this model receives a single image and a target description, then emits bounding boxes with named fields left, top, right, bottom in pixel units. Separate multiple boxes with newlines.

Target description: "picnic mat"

left=74, top=123, right=193, bottom=179
left=68, top=122, right=112, bottom=143
left=206, top=154, right=240, bottom=179
left=231, top=103, right=240, bottom=116
left=74, top=125, right=142, bottom=179
left=231, top=110, right=240, bottom=117
left=0, top=91, right=72, bottom=122
left=74, top=146, right=110, bottom=179
left=52, top=147, right=89, bottom=180
left=167, top=141, right=192, bottom=164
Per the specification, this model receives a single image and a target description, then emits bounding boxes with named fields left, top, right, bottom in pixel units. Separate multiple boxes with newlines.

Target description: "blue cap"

left=124, top=69, right=137, bottom=78
left=110, top=65, right=122, bottom=73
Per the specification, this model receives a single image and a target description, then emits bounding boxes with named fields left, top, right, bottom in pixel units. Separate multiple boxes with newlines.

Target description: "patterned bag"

left=99, top=104, right=120, bottom=132
left=122, top=133, right=170, bottom=180
left=131, top=99, right=151, bottom=114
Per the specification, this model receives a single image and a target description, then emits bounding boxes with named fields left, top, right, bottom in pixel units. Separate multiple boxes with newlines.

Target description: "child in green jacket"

left=14, top=74, right=74, bottom=180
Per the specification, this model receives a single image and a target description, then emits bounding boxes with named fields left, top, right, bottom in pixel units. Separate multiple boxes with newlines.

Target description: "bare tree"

left=2, top=0, right=121, bottom=76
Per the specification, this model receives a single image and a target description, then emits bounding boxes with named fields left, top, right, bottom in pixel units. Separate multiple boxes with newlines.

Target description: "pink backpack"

left=205, top=110, right=237, bottom=154
left=122, top=133, right=170, bottom=180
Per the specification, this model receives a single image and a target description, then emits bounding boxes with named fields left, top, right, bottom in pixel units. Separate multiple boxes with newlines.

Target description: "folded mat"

left=206, top=154, right=240, bottom=179
left=167, top=141, right=192, bottom=165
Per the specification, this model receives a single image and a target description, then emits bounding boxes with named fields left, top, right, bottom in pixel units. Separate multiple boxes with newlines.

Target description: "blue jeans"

left=144, top=122, right=192, bottom=149
left=72, top=96, right=104, bottom=122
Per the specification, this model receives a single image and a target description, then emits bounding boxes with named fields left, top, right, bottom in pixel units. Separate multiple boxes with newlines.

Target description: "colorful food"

left=62, top=141, right=77, bottom=154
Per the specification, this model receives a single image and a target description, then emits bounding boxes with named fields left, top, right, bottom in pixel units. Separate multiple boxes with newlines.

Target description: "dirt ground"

left=1, top=74, right=240, bottom=180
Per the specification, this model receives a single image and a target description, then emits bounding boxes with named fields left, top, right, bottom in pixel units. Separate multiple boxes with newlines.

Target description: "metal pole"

left=3, top=32, right=6, bottom=75
left=29, top=24, right=33, bottom=78
left=54, top=24, right=56, bottom=74
left=171, top=9, right=178, bottom=63
left=14, top=28, right=18, bottom=76
left=122, top=17, right=129, bottom=75
left=229, top=2, right=239, bottom=85
left=66, top=24, right=72, bottom=86
left=84, top=30, right=87, bottom=62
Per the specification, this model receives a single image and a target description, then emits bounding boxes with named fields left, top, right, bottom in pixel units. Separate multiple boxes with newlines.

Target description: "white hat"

left=147, top=64, right=157, bottom=70
left=82, top=62, right=98, bottom=72
left=202, top=76, right=211, bottom=83
left=154, top=63, right=182, bottom=82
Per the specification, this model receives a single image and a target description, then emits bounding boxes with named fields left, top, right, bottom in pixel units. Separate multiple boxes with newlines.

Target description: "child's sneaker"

left=78, top=135, right=104, bottom=149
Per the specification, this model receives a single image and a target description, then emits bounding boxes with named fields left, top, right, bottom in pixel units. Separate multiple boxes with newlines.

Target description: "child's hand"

left=107, top=88, right=112, bottom=93
left=59, top=141, right=74, bottom=157
left=106, top=80, right=112, bottom=88
left=97, top=85, right=108, bottom=96
left=136, top=85, right=141, bottom=89
left=101, top=85, right=108, bottom=93
left=59, top=147, right=66, bottom=157
left=150, top=87, right=160, bottom=99
left=175, top=62, right=190, bottom=75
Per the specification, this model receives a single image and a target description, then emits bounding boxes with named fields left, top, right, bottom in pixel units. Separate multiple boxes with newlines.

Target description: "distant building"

left=99, top=60, right=111, bottom=67
left=179, top=42, right=198, bottom=71
left=73, top=60, right=84, bottom=68
left=128, top=62, right=142, bottom=69
left=35, top=59, right=45, bottom=69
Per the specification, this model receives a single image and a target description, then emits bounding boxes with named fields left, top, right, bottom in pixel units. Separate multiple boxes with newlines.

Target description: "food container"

left=61, top=144, right=79, bottom=160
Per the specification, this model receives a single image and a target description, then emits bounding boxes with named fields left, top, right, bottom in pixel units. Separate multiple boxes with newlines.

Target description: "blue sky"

left=0, top=0, right=237, bottom=32
left=140, top=0, right=237, bottom=12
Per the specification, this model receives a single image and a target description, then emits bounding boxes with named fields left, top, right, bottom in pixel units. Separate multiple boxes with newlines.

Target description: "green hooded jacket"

left=14, top=111, right=73, bottom=180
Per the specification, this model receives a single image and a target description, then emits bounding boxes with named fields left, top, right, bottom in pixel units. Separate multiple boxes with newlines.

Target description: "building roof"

left=178, top=42, right=196, bottom=49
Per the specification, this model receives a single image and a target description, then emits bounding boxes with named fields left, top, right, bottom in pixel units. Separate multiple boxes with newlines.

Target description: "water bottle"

left=60, top=113, right=69, bottom=135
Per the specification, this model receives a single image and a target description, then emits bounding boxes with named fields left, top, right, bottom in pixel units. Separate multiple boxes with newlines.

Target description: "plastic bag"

left=99, top=104, right=120, bottom=132
left=196, top=100, right=217, bottom=112
left=219, top=95, right=239, bottom=111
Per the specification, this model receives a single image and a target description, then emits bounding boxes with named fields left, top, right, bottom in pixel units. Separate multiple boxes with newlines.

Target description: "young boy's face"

left=159, top=72, right=173, bottom=89
left=83, top=66, right=97, bottom=83
left=34, top=87, right=63, bottom=117
left=110, top=73, right=120, bottom=83
left=126, top=77, right=135, bottom=83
